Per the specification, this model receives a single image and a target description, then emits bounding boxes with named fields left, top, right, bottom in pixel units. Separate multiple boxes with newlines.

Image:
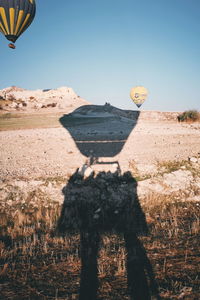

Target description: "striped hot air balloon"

left=0, top=0, right=36, bottom=48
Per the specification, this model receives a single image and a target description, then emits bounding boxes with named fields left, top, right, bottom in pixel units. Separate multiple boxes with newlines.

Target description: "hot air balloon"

left=130, top=86, right=148, bottom=108
left=0, top=0, right=36, bottom=49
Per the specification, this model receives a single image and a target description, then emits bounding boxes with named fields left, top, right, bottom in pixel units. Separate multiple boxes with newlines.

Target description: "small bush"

left=47, top=102, right=57, bottom=107
left=177, top=110, right=200, bottom=122
left=41, top=103, right=57, bottom=108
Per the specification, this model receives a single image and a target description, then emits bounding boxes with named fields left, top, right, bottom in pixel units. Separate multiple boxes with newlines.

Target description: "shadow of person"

left=57, top=104, right=160, bottom=299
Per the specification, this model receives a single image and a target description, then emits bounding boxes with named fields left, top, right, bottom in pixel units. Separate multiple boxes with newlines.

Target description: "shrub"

left=42, top=103, right=57, bottom=108
left=177, top=110, right=200, bottom=122
left=47, top=102, right=57, bottom=107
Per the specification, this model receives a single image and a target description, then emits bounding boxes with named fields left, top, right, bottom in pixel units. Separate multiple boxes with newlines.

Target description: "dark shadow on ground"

left=58, top=105, right=160, bottom=299
left=59, top=104, right=140, bottom=158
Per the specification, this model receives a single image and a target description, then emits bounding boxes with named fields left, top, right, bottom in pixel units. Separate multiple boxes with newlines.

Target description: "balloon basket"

left=8, top=43, right=16, bottom=49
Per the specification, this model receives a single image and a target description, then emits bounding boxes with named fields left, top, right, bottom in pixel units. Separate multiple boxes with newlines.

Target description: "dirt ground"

left=0, top=112, right=199, bottom=179
left=0, top=110, right=200, bottom=300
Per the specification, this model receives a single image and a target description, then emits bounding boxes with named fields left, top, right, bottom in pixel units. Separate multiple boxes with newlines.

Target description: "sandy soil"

left=0, top=109, right=200, bottom=300
left=0, top=115, right=199, bottom=179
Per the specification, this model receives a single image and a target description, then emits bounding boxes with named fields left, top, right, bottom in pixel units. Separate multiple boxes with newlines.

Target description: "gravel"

left=0, top=118, right=199, bottom=179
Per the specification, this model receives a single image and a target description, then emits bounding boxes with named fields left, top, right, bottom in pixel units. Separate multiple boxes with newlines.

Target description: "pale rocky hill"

left=0, top=86, right=89, bottom=112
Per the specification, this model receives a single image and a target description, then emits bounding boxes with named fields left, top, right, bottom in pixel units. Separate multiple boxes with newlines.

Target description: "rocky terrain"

left=0, top=86, right=200, bottom=299
left=0, top=85, right=200, bottom=213
left=0, top=86, right=89, bottom=112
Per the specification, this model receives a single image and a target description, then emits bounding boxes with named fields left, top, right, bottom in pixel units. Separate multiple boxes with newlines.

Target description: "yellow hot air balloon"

left=0, top=0, right=36, bottom=49
left=130, top=86, right=148, bottom=108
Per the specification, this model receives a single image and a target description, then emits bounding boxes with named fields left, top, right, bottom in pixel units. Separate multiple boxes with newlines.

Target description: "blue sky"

left=0, top=0, right=199, bottom=111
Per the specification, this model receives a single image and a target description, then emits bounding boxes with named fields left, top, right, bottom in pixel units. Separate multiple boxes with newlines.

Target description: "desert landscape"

left=0, top=86, right=200, bottom=299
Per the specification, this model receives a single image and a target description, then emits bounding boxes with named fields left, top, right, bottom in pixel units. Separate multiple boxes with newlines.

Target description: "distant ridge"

left=0, top=86, right=180, bottom=121
left=0, top=86, right=89, bottom=112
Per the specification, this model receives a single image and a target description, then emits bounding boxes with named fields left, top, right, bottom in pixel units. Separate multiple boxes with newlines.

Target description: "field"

left=0, top=113, right=62, bottom=131
left=0, top=110, right=200, bottom=299
left=0, top=191, right=199, bottom=299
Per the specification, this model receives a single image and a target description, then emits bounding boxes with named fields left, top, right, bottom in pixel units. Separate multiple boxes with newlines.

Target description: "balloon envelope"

left=130, top=86, right=148, bottom=108
left=0, top=0, right=36, bottom=43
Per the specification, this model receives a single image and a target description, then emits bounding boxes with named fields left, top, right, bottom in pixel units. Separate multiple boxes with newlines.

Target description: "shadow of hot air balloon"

left=59, top=104, right=140, bottom=164
left=0, top=0, right=36, bottom=49
left=57, top=104, right=160, bottom=300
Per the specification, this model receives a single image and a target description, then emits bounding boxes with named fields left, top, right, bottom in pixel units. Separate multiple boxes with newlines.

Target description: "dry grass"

left=0, top=187, right=199, bottom=299
left=156, top=160, right=189, bottom=174
left=0, top=112, right=63, bottom=131
left=0, top=112, right=113, bottom=131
